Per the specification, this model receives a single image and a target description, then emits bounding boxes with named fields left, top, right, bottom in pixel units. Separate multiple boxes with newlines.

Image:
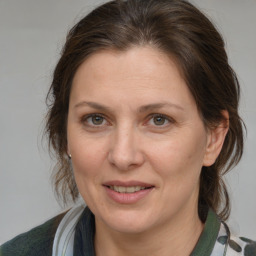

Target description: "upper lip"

left=103, top=180, right=154, bottom=187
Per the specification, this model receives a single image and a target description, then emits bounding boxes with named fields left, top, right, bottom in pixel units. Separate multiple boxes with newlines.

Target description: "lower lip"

left=104, top=186, right=154, bottom=204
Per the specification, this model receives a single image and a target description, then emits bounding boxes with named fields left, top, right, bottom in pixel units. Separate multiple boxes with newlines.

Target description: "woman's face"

left=67, top=47, right=212, bottom=234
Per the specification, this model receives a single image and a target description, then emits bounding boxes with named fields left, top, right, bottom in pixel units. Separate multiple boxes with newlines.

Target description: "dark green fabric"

left=0, top=212, right=66, bottom=256
left=190, top=209, right=221, bottom=256
left=0, top=207, right=220, bottom=256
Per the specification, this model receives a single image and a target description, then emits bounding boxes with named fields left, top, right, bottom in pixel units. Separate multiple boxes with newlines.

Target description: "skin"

left=67, top=46, right=228, bottom=256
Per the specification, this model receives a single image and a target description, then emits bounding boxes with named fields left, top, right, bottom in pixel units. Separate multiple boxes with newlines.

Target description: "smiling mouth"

left=106, top=185, right=153, bottom=193
left=103, top=182, right=155, bottom=203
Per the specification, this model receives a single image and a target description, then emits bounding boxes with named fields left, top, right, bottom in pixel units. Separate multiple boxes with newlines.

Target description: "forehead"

left=73, top=46, right=176, bottom=80
left=70, top=46, right=195, bottom=111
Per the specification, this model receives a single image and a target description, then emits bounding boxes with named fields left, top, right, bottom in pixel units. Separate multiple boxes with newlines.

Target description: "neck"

left=94, top=205, right=204, bottom=256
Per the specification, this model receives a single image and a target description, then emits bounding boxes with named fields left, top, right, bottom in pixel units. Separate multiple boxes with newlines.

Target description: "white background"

left=0, top=0, right=255, bottom=244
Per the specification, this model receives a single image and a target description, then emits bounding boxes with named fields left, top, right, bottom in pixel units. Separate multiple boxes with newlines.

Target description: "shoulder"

left=0, top=211, right=67, bottom=256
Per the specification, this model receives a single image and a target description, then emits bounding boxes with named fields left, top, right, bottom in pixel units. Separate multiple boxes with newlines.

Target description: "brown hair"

left=46, top=0, right=245, bottom=220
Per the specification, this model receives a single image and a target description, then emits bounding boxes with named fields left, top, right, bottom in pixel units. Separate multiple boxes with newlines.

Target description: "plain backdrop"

left=0, top=0, right=256, bottom=244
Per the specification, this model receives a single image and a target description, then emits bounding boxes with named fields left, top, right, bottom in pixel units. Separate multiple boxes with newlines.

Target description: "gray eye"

left=153, top=116, right=166, bottom=125
left=91, top=115, right=104, bottom=125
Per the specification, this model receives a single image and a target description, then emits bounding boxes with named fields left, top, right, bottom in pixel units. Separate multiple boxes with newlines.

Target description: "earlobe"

left=203, top=111, right=229, bottom=167
left=67, top=143, right=71, bottom=158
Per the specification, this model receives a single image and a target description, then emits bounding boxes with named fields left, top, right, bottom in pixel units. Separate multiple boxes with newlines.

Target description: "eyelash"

left=81, top=113, right=174, bottom=128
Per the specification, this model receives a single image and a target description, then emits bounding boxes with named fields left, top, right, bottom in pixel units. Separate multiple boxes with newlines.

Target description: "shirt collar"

left=190, top=208, right=221, bottom=256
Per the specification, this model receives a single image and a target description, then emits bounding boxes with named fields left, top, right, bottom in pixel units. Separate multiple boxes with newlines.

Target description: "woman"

left=1, top=0, right=255, bottom=255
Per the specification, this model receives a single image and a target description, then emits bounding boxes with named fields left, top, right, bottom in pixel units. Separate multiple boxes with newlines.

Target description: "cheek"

left=69, top=134, right=108, bottom=179
left=70, top=139, right=106, bottom=204
left=148, top=131, right=206, bottom=183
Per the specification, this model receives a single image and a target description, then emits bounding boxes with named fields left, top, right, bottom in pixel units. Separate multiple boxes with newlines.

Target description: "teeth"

left=110, top=186, right=146, bottom=193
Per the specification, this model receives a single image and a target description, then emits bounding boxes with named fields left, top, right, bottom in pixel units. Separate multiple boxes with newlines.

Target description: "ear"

left=203, top=110, right=229, bottom=167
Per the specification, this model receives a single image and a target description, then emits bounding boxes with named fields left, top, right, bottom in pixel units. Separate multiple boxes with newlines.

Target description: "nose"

left=107, top=126, right=145, bottom=171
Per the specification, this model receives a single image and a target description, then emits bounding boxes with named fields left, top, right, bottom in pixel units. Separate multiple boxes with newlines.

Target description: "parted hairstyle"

left=45, top=0, right=245, bottom=221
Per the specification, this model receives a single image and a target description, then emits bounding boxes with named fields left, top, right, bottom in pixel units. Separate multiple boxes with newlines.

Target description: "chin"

left=97, top=207, right=156, bottom=234
left=107, top=218, right=153, bottom=234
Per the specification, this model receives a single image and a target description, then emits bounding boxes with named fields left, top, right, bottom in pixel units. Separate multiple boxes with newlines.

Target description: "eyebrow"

left=74, top=101, right=112, bottom=111
left=74, top=101, right=184, bottom=112
left=138, top=102, right=184, bottom=112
